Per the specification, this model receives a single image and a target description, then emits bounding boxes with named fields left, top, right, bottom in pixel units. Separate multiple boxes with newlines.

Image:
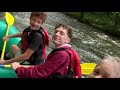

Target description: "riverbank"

left=64, top=12, right=120, bottom=38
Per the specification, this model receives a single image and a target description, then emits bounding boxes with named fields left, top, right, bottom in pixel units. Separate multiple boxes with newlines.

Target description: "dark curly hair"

left=55, top=23, right=73, bottom=39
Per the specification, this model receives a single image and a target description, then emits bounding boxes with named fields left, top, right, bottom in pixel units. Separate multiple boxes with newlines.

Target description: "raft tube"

left=0, top=20, right=21, bottom=53
left=0, top=20, right=21, bottom=78
left=0, top=68, right=17, bottom=78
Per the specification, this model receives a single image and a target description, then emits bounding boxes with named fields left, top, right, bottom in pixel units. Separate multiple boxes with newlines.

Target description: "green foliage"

left=64, top=12, right=120, bottom=37
left=64, top=12, right=82, bottom=19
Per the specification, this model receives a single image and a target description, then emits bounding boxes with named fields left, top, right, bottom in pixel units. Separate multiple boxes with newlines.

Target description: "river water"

left=1, top=12, right=120, bottom=63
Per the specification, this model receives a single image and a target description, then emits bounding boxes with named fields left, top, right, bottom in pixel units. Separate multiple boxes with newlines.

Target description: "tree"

left=113, top=12, right=119, bottom=31
left=79, top=12, right=84, bottom=20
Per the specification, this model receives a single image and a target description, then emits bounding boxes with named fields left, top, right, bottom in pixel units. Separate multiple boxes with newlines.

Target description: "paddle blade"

left=80, top=63, right=96, bottom=75
left=5, top=12, right=14, bottom=26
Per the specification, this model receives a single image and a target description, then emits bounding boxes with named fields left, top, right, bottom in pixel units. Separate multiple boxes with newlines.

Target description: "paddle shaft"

left=1, top=25, right=10, bottom=59
left=0, top=65, right=33, bottom=68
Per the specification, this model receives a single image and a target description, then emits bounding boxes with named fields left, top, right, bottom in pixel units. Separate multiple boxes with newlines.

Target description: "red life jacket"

left=21, top=26, right=50, bottom=65
left=40, top=26, right=50, bottom=59
left=68, top=48, right=82, bottom=78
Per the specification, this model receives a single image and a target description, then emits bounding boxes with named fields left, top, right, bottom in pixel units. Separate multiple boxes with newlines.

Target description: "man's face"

left=52, top=27, right=70, bottom=47
left=88, top=60, right=114, bottom=78
left=30, top=16, right=43, bottom=30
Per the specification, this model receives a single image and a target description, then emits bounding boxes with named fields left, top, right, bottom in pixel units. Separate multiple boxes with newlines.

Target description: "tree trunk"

left=113, top=12, right=119, bottom=31
left=79, top=12, right=84, bottom=20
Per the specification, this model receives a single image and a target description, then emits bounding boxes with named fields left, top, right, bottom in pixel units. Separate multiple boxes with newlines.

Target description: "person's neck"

left=55, top=44, right=71, bottom=48
left=29, top=26, right=41, bottom=32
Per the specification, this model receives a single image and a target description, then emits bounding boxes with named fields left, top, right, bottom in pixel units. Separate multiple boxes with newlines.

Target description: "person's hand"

left=11, top=62, right=21, bottom=70
left=3, top=36, right=10, bottom=42
left=0, top=59, right=6, bottom=64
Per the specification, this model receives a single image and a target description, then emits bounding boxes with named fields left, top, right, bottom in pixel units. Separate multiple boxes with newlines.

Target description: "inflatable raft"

left=0, top=20, right=21, bottom=53
left=0, top=20, right=21, bottom=78
left=0, top=20, right=96, bottom=78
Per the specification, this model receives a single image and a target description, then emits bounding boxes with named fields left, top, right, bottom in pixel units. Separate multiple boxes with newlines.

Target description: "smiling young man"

left=11, top=23, right=82, bottom=78
left=0, top=12, right=50, bottom=65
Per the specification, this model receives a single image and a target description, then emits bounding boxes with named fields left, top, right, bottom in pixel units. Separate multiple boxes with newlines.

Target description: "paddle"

left=0, top=63, right=96, bottom=75
left=0, top=12, right=14, bottom=60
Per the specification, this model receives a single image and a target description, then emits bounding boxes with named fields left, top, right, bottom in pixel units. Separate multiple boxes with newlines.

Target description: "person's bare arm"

left=11, top=62, right=34, bottom=71
left=0, top=48, right=34, bottom=64
left=8, top=32, right=22, bottom=38
left=3, top=32, right=22, bottom=41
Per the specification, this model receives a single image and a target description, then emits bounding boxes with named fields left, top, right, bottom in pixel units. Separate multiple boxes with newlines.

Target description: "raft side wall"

left=0, top=20, right=21, bottom=53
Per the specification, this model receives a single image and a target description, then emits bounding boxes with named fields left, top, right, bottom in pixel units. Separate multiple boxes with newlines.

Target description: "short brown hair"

left=30, top=12, right=47, bottom=23
left=55, top=23, right=73, bottom=39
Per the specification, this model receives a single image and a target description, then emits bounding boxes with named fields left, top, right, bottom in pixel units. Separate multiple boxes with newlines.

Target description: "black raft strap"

left=51, top=48, right=74, bottom=78
left=50, top=48, right=72, bottom=69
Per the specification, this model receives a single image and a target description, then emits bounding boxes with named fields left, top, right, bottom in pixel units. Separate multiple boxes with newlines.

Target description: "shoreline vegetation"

left=64, top=12, right=120, bottom=38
